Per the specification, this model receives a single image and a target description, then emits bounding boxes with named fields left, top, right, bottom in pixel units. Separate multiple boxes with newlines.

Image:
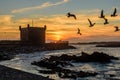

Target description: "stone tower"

left=19, top=24, right=46, bottom=46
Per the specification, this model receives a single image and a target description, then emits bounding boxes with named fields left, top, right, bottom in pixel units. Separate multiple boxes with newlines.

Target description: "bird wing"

left=113, top=8, right=117, bottom=15
left=67, top=12, right=70, bottom=17
left=88, top=19, right=92, bottom=25
left=115, top=26, right=118, bottom=29
left=73, top=15, right=77, bottom=19
left=77, top=28, right=80, bottom=33
left=78, top=28, right=80, bottom=32
left=106, top=18, right=108, bottom=22
left=101, top=10, right=104, bottom=17
left=103, top=18, right=107, bottom=21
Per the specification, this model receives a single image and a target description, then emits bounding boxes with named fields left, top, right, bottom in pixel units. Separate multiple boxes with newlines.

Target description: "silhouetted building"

left=19, top=24, right=46, bottom=46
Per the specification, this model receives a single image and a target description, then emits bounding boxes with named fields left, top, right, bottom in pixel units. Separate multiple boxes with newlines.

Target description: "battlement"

left=19, top=24, right=46, bottom=31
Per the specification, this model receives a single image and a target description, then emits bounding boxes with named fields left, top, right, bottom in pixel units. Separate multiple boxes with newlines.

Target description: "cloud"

left=0, top=15, right=13, bottom=23
left=11, top=0, right=69, bottom=13
left=77, top=9, right=100, bottom=14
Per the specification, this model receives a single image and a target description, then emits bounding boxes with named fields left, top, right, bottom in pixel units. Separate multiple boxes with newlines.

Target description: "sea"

left=0, top=44, right=120, bottom=80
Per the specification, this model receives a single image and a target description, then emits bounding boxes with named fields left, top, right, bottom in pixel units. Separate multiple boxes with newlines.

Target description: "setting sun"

left=54, top=35, right=62, bottom=41
left=47, top=31, right=64, bottom=41
left=54, top=32, right=63, bottom=41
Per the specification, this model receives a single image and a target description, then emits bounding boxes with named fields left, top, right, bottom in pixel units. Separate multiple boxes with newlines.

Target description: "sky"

left=0, top=0, right=120, bottom=43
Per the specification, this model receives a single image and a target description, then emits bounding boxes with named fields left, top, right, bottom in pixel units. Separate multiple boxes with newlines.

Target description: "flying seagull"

left=103, top=17, right=109, bottom=25
left=67, top=12, right=77, bottom=20
left=77, top=28, right=82, bottom=35
left=114, top=26, right=120, bottom=32
left=88, top=18, right=95, bottom=27
left=99, top=10, right=105, bottom=18
left=111, top=8, right=117, bottom=17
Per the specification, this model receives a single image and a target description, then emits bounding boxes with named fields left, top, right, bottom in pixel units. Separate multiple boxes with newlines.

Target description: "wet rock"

left=38, top=70, right=56, bottom=74
left=57, top=69, right=97, bottom=79
left=0, top=52, right=14, bottom=61
left=31, top=51, right=119, bottom=79
left=76, top=51, right=119, bottom=63
left=32, top=59, right=98, bottom=79
left=42, top=52, right=119, bottom=63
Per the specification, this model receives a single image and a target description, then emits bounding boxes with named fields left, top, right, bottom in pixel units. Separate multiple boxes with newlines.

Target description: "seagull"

left=114, top=26, right=120, bottom=32
left=77, top=28, right=82, bottom=35
left=103, top=17, right=109, bottom=25
left=67, top=12, right=77, bottom=20
left=111, top=8, right=117, bottom=17
left=88, top=18, right=95, bottom=27
left=99, top=10, right=105, bottom=18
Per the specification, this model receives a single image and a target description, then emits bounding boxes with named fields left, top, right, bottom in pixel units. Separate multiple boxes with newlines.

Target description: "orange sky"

left=0, top=0, right=120, bottom=43
left=0, top=13, right=120, bottom=43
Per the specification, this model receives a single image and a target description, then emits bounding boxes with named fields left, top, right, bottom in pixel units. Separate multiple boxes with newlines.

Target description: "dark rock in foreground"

left=31, top=52, right=119, bottom=79
left=32, top=60, right=97, bottom=79
left=0, top=52, right=14, bottom=61
left=39, top=70, right=56, bottom=74
left=0, top=65, right=52, bottom=80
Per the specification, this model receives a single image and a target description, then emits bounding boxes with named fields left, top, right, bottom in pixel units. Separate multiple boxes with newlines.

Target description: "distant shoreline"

left=0, top=44, right=76, bottom=61
left=72, top=41, right=120, bottom=47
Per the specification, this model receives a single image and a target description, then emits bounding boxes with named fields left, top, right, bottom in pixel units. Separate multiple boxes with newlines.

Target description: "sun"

left=53, top=31, right=63, bottom=41
left=55, top=35, right=62, bottom=41
left=47, top=31, right=67, bottom=42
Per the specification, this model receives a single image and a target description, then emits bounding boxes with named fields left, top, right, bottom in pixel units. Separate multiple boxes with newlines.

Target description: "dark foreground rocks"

left=0, top=65, right=52, bottom=80
left=31, top=52, right=118, bottom=79
left=0, top=52, right=14, bottom=61
left=32, top=61, right=97, bottom=79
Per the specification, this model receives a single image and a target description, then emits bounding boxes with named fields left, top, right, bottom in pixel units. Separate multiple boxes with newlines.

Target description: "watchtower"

left=19, top=24, right=46, bottom=46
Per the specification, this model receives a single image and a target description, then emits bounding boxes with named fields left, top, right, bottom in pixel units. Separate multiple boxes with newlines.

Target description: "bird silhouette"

left=103, top=17, right=109, bottom=25
left=111, top=8, right=117, bottom=17
left=88, top=18, right=95, bottom=27
left=99, top=10, right=105, bottom=18
left=77, top=28, right=82, bottom=35
left=114, top=26, right=120, bottom=32
left=67, top=12, right=77, bottom=20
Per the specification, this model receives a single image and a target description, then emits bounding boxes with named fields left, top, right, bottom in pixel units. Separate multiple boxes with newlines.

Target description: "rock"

left=40, top=52, right=119, bottom=63
left=38, top=70, right=56, bottom=74
left=0, top=65, right=52, bottom=80
left=76, top=52, right=119, bottom=63
left=31, top=51, right=119, bottom=79
left=0, top=52, right=14, bottom=61
left=96, top=42, right=120, bottom=47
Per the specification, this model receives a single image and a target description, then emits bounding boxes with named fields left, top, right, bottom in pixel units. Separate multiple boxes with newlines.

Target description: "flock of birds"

left=66, top=8, right=120, bottom=35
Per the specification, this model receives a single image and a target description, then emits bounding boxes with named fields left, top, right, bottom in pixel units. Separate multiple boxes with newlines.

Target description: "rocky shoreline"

left=96, top=42, right=120, bottom=47
left=31, top=52, right=119, bottom=79
left=0, top=45, right=75, bottom=80
left=0, top=46, right=119, bottom=80
left=0, top=45, right=76, bottom=61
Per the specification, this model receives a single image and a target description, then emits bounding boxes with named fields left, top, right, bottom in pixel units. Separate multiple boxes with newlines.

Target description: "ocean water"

left=0, top=44, right=120, bottom=80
